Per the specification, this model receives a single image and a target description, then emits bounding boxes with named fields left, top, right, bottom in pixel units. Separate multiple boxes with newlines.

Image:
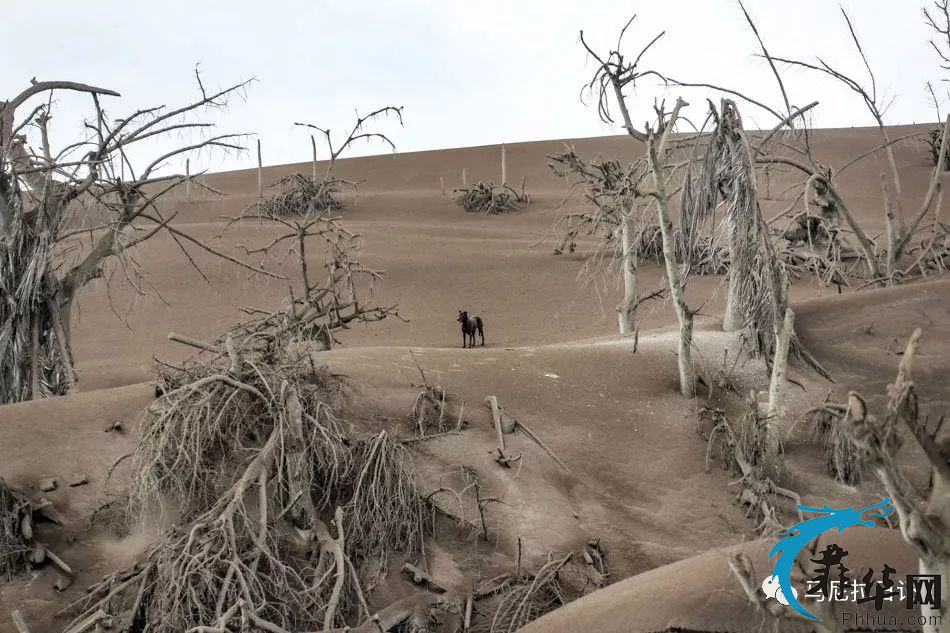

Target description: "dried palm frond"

left=0, top=479, right=31, bottom=579
left=0, top=171, right=74, bottom=404
left=681, top=100, right=828, bottom=377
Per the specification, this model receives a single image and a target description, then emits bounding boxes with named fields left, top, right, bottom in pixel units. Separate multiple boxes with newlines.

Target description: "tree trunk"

left=677, top=309, right=695, bottom=398
left=766, top=307, right=794, bottom=460
left=723, top=273, right=743, bottom=331
left=917, top=554, right=948, bottom=633
left=646, top=120, right=695, bottom=398
left=47, top=294, right=77, bottom=394
left=921, top=469, right=949, bottom=633
left=655, top=190, right=695, bottom=398
left=29, top=318, right=40, bottom=400
left=767, top=307, right=794, bottom=418
left=617, top=215, right=639, bottom=335
left=882, top=174, right=897, bottom=285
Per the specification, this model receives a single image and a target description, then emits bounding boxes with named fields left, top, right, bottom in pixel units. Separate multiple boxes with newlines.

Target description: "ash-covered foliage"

left=253, top=172, right=345, bottom=217
left=455, top=181, right=529, bottom=214
left=0, top=479, right=30, bottom=579
left=925, top=126, right=950, bottom=170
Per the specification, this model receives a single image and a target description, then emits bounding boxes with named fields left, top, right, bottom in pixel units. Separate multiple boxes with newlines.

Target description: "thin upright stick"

left=501, top=144, right=507, bottom=186
left=462, top=167, right=467, bottom=187
left=311, top=134, right=318, bottom=181
left=185, top=158, right=191, bottom=202
left=257, top=139, right=263, bottom=198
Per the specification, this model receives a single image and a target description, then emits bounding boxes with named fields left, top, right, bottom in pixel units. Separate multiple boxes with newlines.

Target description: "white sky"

left=4, top=0, right=943, bottom=174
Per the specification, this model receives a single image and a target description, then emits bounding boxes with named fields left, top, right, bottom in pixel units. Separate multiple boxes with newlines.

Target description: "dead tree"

left=69, top=205, right=419, bottom=631
left=288, top=106, right=403, bottom=213
left=58, top=138, right=423, bottom=631
left=643, top=101, right=697, bottom=398
left=572, top=15, right=829, bottom=397
left=749, top=6, right=950, bottom=287
left=578, top=18, right=706, bottom=396
left=840, top=329, right=949, bottom=633
left=925, top=0, right=950, bottom=77
left=234, top=139, right=404, bottom=353
left=546, top=148, right=656, bottom=335
left=0, top=74, right=266, bottom=404
left=649, top=2, right=950, bottom=289
left=705, top=398, right=803, bottom=532
left=219, top=191, right=400, bottom=360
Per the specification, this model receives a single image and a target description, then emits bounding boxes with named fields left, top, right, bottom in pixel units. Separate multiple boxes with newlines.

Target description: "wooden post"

left=256, top=139, right=263, bottom=198
left=440, top=176, right=445, bottom=195
left=311, top=135, right=318, bottom=181
left=185, top=158, right=191, bottom=202
left=462, top=167, right=467, bottom=187
left=501, top=144, right=507, bottom=186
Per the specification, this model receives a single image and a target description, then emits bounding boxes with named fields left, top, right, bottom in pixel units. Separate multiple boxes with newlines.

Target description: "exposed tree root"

left=704, top=399, right=801, bottom=535
left=799, top=398, right=863, bottom=485
left=484, top=545, right=606, bottom=633
left=131, top=350, right=347, bottom=520
left=344, top=430, right=427, bottom=576
left=67, top=330, right=429, bottom=632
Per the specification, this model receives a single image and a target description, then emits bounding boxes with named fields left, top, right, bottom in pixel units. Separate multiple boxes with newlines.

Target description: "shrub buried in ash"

left=455, top=181, right=529, bottom=214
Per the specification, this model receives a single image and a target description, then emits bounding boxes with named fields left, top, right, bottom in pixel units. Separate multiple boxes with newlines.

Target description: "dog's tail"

left=475, top=316, right=484, bottom=339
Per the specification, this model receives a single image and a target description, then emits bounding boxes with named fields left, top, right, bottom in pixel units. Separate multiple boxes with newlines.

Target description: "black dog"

left=457, top=310, right=485, bottom=348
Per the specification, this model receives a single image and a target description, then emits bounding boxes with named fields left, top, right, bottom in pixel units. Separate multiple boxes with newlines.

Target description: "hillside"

left=1, top=126, right=947, bottom=632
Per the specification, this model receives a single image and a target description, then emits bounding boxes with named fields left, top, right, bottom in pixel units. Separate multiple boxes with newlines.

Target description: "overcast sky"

left=4, top=1, right=943, bottom=174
